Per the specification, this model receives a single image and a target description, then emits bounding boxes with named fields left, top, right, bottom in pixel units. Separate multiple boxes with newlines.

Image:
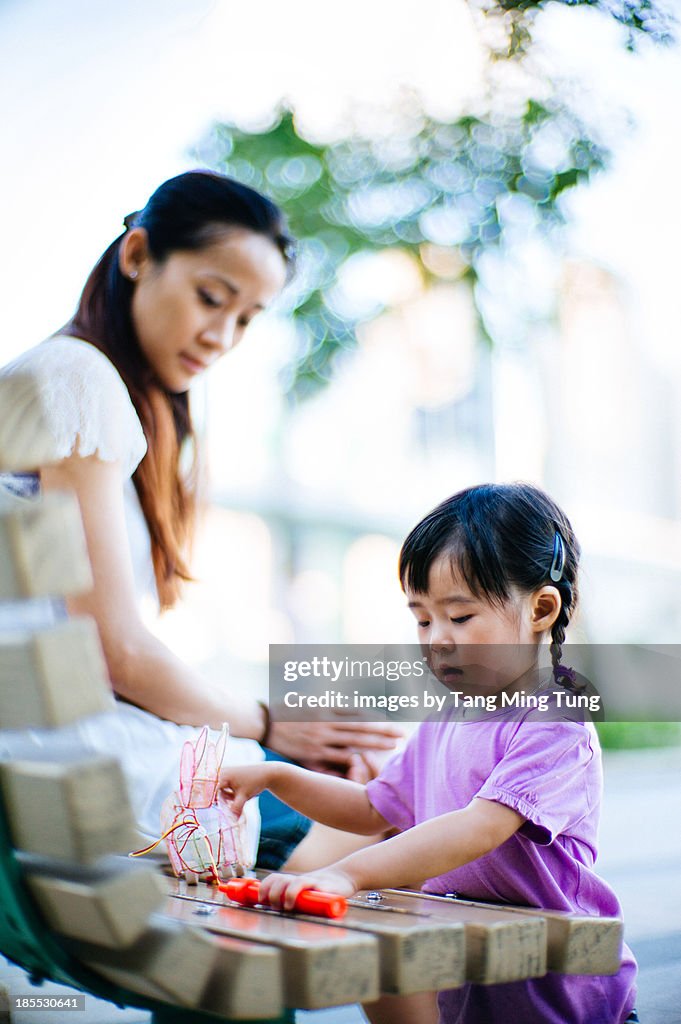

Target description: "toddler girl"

left=220, top=483, right=637, bottom=1023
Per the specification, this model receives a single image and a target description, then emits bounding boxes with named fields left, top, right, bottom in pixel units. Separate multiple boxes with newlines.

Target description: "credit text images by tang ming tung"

left=268, top=644, right=681, bottom=724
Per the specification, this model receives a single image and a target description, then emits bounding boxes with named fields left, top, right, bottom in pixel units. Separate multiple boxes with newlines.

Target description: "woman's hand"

left=266, top=719, right=402, bottom=774
left=258, top=867, right=358, bottom=911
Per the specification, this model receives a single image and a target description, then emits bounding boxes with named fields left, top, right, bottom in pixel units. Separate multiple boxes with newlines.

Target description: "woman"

left=0, top=170, right=399, bottom=864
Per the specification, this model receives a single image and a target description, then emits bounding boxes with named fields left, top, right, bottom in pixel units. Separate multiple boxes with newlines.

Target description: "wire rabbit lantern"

left=158, top=725, right=251, bottom=883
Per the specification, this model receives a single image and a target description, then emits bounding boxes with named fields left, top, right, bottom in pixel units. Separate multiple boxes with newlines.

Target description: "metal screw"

left=365, top=891, right=383, bottom=902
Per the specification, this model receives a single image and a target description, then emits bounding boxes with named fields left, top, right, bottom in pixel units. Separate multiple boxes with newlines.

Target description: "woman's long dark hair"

left=68, top=171, right=294, bottom=609
left=399, top=482, right=581, bottom=685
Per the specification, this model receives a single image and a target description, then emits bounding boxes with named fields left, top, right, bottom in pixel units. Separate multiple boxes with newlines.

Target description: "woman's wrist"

left=257, top=701, right=271, bottom=746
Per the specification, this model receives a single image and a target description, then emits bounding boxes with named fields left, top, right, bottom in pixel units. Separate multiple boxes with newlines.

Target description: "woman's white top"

left=0, top=335, right=156, bottom=599
left=0, top=335, right=262, bottom=853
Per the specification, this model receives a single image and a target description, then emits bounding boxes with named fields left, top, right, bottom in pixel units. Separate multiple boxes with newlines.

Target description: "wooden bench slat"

left=27, top=865, right=166, bottom=948
left=369, top=889, right=547, bottom=985
left=395, top=891, right=623, bottom=975
left=166, top=877, right=466, bottom=996
left=78, top=916, right=283, bottom=1017
left=0, top=618, right=114, bottom=728
left=0, top=756, right=137, bottom=863
left=311, top=898, right=466, bottom=995
left=165, top=881, right=380, bottom=1009
left=0, top=494, right=92, bottom=600
left=199, top=935, right=285, bottom=1021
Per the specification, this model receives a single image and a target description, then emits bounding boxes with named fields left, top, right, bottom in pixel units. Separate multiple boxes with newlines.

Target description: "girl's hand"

left=218, top=762, right=275, bottom=818
left=266, top=719, right=402, bottom=774
left=259, top=867, right=358, bottom=911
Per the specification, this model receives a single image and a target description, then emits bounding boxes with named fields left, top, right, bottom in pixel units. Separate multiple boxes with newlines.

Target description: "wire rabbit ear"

left=214, top=724, right=228, bottom=769
left=193, top=726, right=208, bottom=767
left=204, top=739, right=217, bottom=791
left=179, top=739, right=196, bottom=805
left=201, top=725, right=228, bottom=805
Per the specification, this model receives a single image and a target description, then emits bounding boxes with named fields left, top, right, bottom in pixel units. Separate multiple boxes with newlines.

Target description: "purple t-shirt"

left=366, top=710, right=637, bottom=1024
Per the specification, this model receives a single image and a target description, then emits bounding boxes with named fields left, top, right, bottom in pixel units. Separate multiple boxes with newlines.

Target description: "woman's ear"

left=118, top=227, right=151, bottom=281
left=529, top=585, right=561, bottom=634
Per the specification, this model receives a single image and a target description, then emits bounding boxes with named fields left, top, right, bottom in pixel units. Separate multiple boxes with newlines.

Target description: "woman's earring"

left=129, top=270, right=138, bottom=280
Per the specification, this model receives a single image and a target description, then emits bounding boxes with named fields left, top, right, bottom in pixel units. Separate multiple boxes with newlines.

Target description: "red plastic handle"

left=293, top=889, right=347, bottom=919
left=219, top=877, right=347, bottom=919
left=219, top=878, right=260, bottom=906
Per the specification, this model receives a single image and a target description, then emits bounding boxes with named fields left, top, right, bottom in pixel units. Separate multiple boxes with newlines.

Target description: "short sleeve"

left=0, top=336, right=147, bottom=478
left=475, top=720, right=599, bottom=845
left=366, top=732, right=419, bottom=831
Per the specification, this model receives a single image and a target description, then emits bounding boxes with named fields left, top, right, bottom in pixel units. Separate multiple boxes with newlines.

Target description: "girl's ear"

left=529, top=585, right=561, bottom=634
left=118, top=227, right=151, bottom=280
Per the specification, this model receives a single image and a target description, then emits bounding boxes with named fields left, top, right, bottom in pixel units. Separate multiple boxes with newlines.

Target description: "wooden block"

left=420, top=895, right=623, bottom=975
left=80, top=917, right=284, bottom=1018
left=27, top=863, right=166, bottom=948
left=0, top=756, right=137, bottom=863
left=0, top=373, right=64, bottom=472
left=0, top=492, right=92, bottom=599
left=198, top=933, right=285, bottom=1020
left=381, top=889, right=546, bottom=985
left=0, top=618, right=114, bottom=728
left=165, top=879, right=380, bottom=1009
left=540, top=912, right=622, bottom=975
left=320, top=899, right=465, bottom=995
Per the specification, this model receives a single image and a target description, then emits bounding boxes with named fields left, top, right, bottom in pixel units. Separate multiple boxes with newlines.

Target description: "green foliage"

left=596, top=722, right=681, bottom=749
left=199, top=1, right=673, bottom=398
left=207, top=103, right=605, bottom=397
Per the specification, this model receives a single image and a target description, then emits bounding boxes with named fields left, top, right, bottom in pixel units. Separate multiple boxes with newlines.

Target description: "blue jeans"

left=256, top=749, right=312, bottom=870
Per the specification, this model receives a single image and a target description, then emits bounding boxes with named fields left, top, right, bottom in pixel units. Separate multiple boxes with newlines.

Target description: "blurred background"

left=1, top=0, right=680, bottom=723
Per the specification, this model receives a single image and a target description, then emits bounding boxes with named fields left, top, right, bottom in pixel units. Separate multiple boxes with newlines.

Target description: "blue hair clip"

left=549, top=532, right=565, bottom=583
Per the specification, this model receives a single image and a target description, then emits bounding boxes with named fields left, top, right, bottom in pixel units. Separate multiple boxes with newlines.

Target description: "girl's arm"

left=258, top=797, right=525, bottom=908
left=219, top=761, right=389, bottom=835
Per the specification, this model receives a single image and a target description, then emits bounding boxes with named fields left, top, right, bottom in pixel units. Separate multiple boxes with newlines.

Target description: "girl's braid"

left=550, top=579, right=581, bottom=691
